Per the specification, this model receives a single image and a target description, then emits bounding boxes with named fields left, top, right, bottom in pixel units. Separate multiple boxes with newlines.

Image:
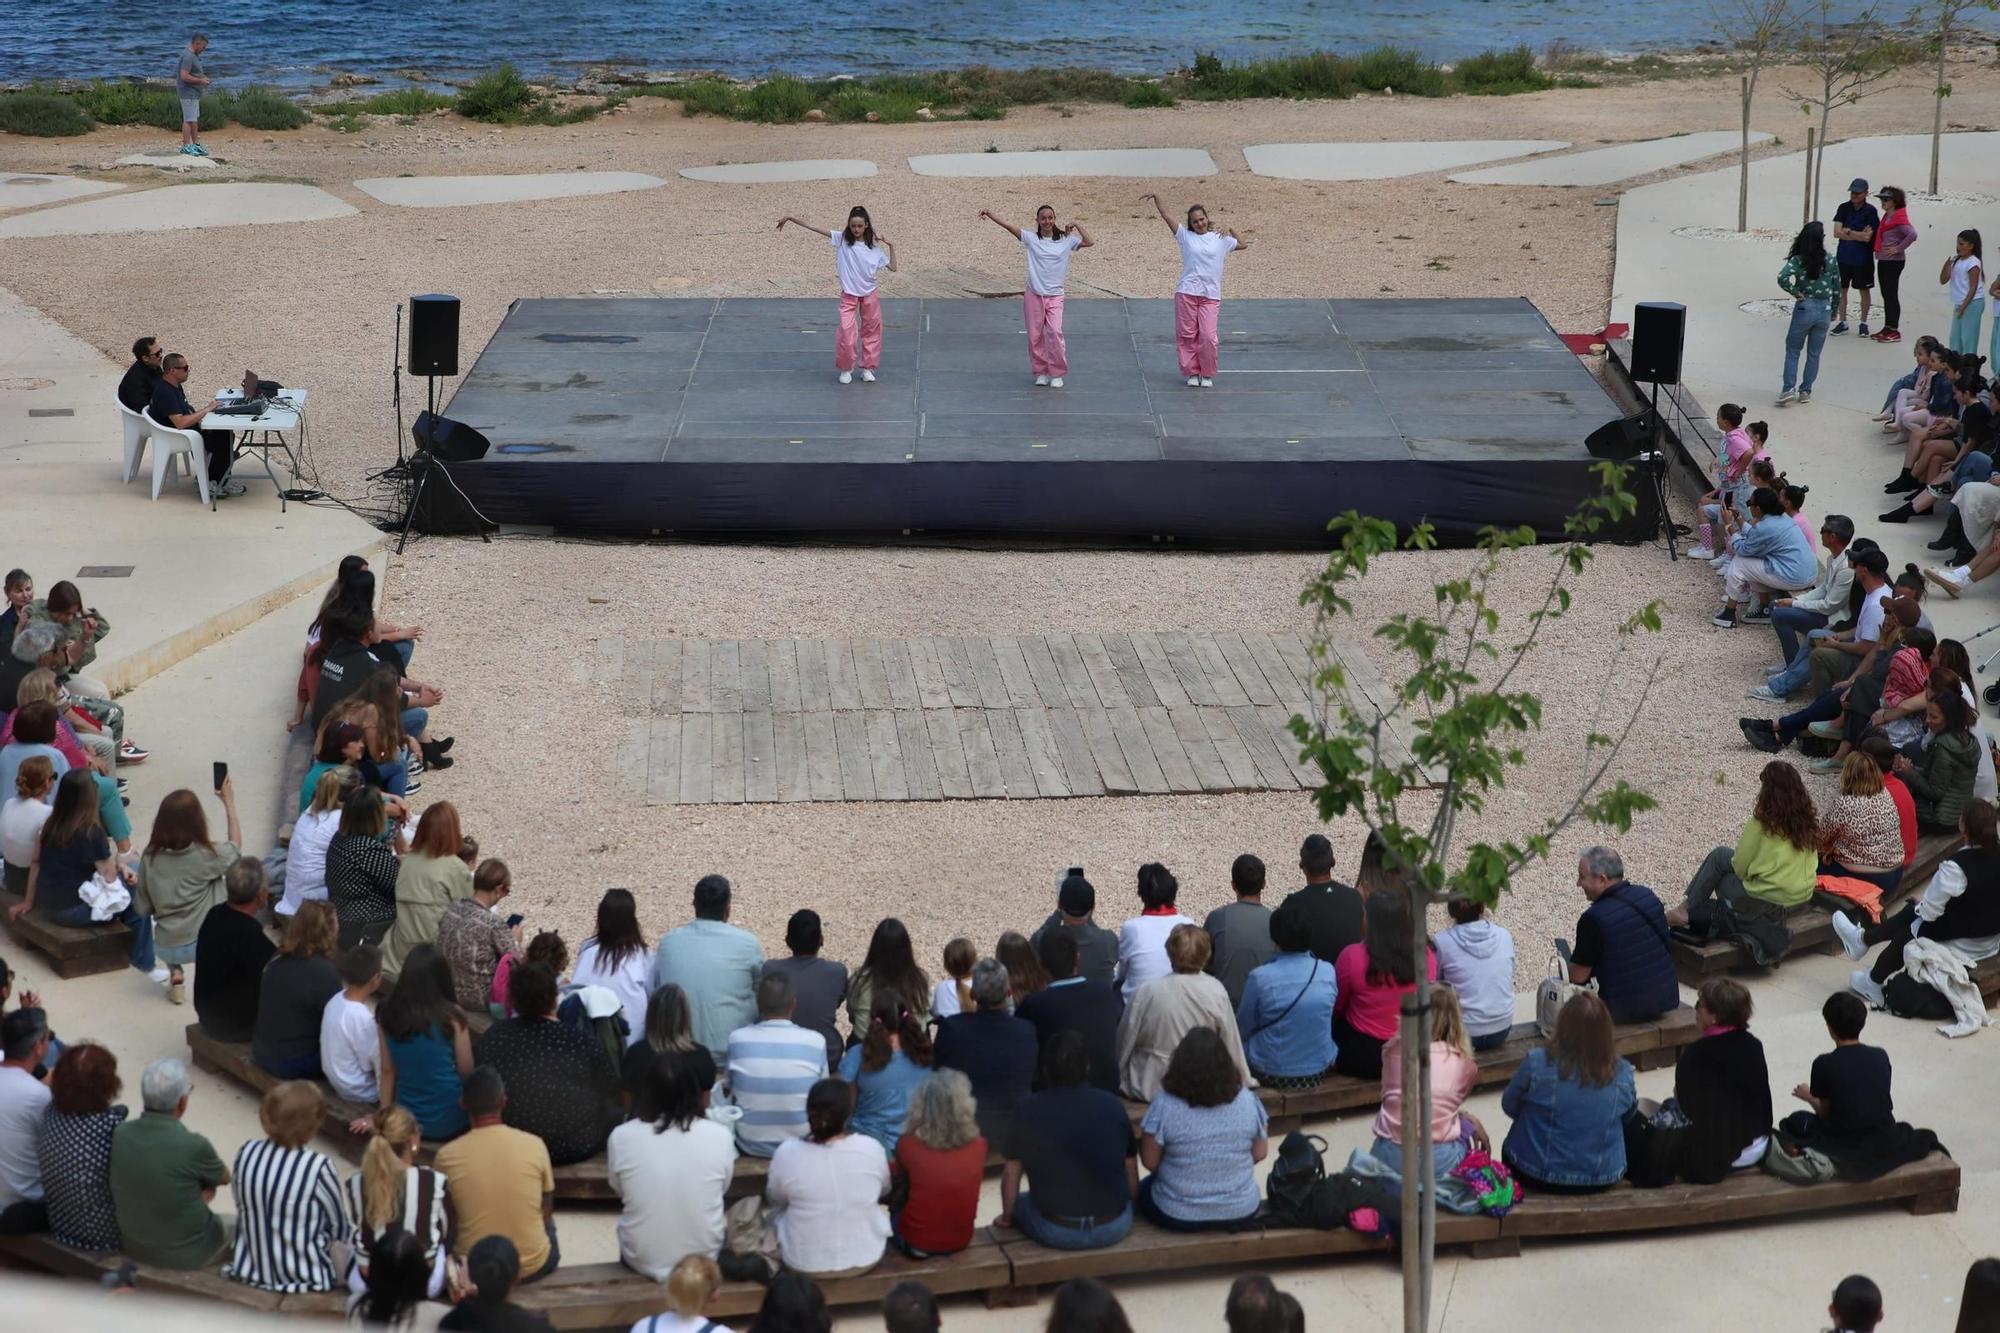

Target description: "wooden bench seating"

left=0, top=888, right=133, bottom=979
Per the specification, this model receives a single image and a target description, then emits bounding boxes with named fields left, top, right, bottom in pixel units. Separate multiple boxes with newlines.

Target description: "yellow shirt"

left=434, top=1122, right=554, bottom=1272
left=1731, top=818, right=1817, bottom=909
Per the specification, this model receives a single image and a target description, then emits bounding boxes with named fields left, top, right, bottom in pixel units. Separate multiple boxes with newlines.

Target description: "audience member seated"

left=440, top=858, right=520, bottom=1015
left=253, top=901, right=344, bottom=1078
left=327, top=786, right=403, bottom=951
left=624, top=984, right=716, bottom=1118
left=300, top=721, right=369, bottom=813
left=110, top=1057, right=230, bottom=1270
left=1116, top=862, right=1194, bottom=1002
left=224, top=1081, right=346, bottom=1293
left=36, top=1041, right=125, bottom=1250
left=1624, top=978, right=1773, bottom=1187
left=846, top=916, right=932, bottom=1041
left=495, top=929, right=567, bottom=1020
left=280, top=766, right=349, bottom=918
left=1332, top=891, right=1437, bottom=1080
left=1137, top=1027, right=1268, bottom=1233
left=1565, top=846, right=1679, bottom=1023
left=889, top=1070, right=985, bottom=1259
left=997, top=1031, right=1139, bottom=1251
left=383, top=802, right=474, bottom=978
left=1435, top=897, right=1517, bottom=1051
left=1202, top=853, right=1276, bottom=1009
left=194, top=857, right=275, bottom=1041
left=1500, top=992, right=1636, bottom=1194
left=767, top=1079, right=891, bottom=1279
left=1118, top=924, right=1252, bottom=1102
left=476, top=961, right=618, bottom=1165
left=0, top=624, right=68, bottom=731
left=1785, top=993, right=1900, bottom=1166
left=1819, top=753, right=1911, bottom=893
left=570, top=886, right=652, bottom=1039
left=0, top=567, right=26, bottom=652
left=1895, top=687, right=1982, bottom=833
left=439, top=1235, right=552, bottom=1332
left=933, top=937, right=974, bottom=1018
left=1282, top=833, right=1365, bottom=965
left=311, top=592, right=451, bottom=774
left=6, top=661, right=123, bottom=784
left=838, top=987, right=932, bottom=1152
left=374, top=944, right=475, bottom=1141
left=724, top=972, right=828, bottom=1159
left=28, top=581, right=118, bottom=711
left=1372, top=985, right=1486, bottom=1177
left=149, top=351, right=237, bottom=491
left=763, top=908, right=849, bottom=1068
left=349, top=1227, right=453, bottom=1330
left=0, top=1008, right=51, bottom=1233
left=1016, top=929, right=1122, bottom=1093
left=1668, top=761, right=1821, bottom=946
left=1030, top=870, right=1120, bottom=987
left=346, top=1104, right=454, bottom=1298
left=996, top=929, right=1052, bottom=1004
left=117, top=335, right=163, bottom=413
left=0, top=686, right=97, bottom=808
left=6, top=768, right=158, bottom=979
left=437, top=1067, right=559, bottom=1283
left=654, top=873, right=766, bottom=1061
left=0, top=754, right=54, bottom=897
left=934, top=957, right=1038, bottom=1145
left=746, top=1269, right=830, bottom=1333
left=607, top=1052, right=736, bottom=1282
left=1714, top=486, right=1819, bottom=626
left=1235, top=896, right=1337, bottom=1090
left=633, top=1255, right=724, bottom=1333
left=1835, top=797, right=2000, bottom=1011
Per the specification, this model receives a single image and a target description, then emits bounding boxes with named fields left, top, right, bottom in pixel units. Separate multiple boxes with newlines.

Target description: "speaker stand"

left=1647, top=382, right=1681, bottom=562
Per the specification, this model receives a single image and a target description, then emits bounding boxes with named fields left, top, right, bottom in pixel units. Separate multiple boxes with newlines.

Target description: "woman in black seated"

left=623, top=982, right=715, bottom=1119
left=349, top=1226, right=450, bottom=1329
left=253, top=900, right=343, bottom=1078
left=439, top=1235, right=549, bottom=1332
left=326, top=786, right=403, bottom=952
left=472, top=960, right=619, bottom=1165
left=1624, top=977, right=1773, bottom=1187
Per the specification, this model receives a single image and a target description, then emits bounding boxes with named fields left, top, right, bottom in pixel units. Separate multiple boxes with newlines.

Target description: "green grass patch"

left=221, top=85, right=309, bottom=129
left=742, top=75, right=816, bottom=123
left=826, top=86, right=926, bottom=122
left=338, top=86, right=457, bottom=117
left=661, top=78, right=743, bottom=117
left=457, top=63, right=538, bottom=121
left=0, top=92, right=95, bottom=137
left=1122, top=81, right=1176, bottom=108
left=961, top=102, right=1005, bottom=121
left=323, top=109, right=365, bottom=133
left=1450, top=45, right=1554, bottom=94
left=70, top=81, right=226, bottom=131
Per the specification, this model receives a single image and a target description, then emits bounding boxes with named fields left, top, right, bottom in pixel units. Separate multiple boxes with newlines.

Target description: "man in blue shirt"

left=653, top=874, right=765, bottom=1061
left=149, top=352, right=239, bottom=494
left=1831, top=177, right=1880, bottom=337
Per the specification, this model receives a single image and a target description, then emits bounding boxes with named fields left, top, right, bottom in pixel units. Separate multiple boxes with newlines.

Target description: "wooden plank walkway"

left=603, top=632, right=1430, bottom=806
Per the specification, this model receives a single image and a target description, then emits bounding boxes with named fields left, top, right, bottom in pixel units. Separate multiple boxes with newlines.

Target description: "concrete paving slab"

left=0, top=182, right=355, bottom=238
left=678, top=159, right=878, bottom=184
left=0, top=172, right=123, bottom=212
left=352, top=170, right=665, bottom=208
left=1451, top=129, right=1773, bottom=186
left=111, top=148, right=224, bottom=173
left=1244, top=139, right=1569, bottom=181
left=907, top=148, right=1217, bottom=178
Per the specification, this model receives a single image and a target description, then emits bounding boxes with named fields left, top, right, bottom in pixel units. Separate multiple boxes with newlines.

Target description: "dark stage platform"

left=435, top=297, right=1625, bottom=545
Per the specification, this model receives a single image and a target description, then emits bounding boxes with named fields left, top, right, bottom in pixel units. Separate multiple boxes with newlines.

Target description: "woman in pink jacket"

left=1871, top=185, right=1916, bottom=345
left=1369, top=985, right=1488, bottom=1176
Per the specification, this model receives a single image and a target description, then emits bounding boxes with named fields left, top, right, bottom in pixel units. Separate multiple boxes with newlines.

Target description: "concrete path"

left=1452, top=130, right=1773, bottom=186
left=0, top=182, right=355, bottom=238
left=908, top=148, right=1216, bottom=178
left=1244, top=139, right=1568, bottom=181
left=680, top=158, right=879, bottom=183
left=112, top=149, right=224, bottom=172
left=0, top=172, right=122, bottom=212
left=353, top=170, right=665, bottom=207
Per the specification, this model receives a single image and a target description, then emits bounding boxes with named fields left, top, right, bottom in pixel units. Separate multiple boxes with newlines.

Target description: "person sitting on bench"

left=373, top=944, right=474, bottom=1142
left=1202, top=853, right=1275, bottom=1009
left=1281, top=833, right=1365, bottom=967
left=623, top=985, right=715, bottom=1118
left=933, top=957, right=1037, bottom=1146
left=1893, top=686, right=1982, bottom=835
left=0, top=1008, right=51, bottom=1235
left=1030, top=870, right=1119, bottom=988
left=995, top=1030, right=1139, bottom=1251
left=1115, top=862, right=1195, bottom=1002
left=439, top=859, right=520, bottom=1016
left=1818, top=753, right=1911, bottom=894
left=475, top=960, right=619, bottom=1166
left=252, top=901, right=343, bottom=1079
left=382, top=801, right=473, bottom=979
left=346, top=1104, right=454, bottom=1299
left=1, top=755, right=54, bottom=899
left=1137, top=1026, right=1268, bottom=1233
left=438, top=1234, right=545, bottom=1332
left=1371, top=985, right=1487, bottom=1179
left=1834, top=797, right=2000, bottom=1011
left=1434, top=896, right=1517, bottom=1053
left=766, top=1078, right=890, bottom=1279
left=35, top=1041, right=125, bottom=1252
left=436, top=1067, right=559, bottom=1284
left=1623, top=978, right=1773, bottom=1187
left=1016, top=929, right=1121, bottom=1094
left=326, top=786, right=403, bottom=953
left=838, top=987, right=932, bottom=1153
left=6, top=768, right=157, bottom=981
left=1234, top=896, right=1336, bottom=1090
left=723, top=971, right=828, bottom=1160
left=321, top=943, right=384, bottom=1106
left=1667, top=761, right=1821, bottom=936
left=1116, top=925, right=1249, bottom=1103
left=760, top=908, right=848, bottom=1069
left=1787, top=993, right=1897, bottom=1153
left=1500, top=991, right=1636, bottom=1194
left=1332, top=890, right=1436, bottom=1080
left=193, top=857, right=275, bottom=1043
left=224, top=1081, right=346, bottom=1293
left=888, top=1068, right=984, bottom=1260
left=109, top=1057, right=230, bottom=1270
left=606, top=1052, right=735, bottom=1283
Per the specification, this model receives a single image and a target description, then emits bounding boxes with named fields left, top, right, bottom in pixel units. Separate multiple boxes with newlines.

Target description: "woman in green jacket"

left=380, top=801, right=473, bottom=978
left=1896, top=688, right=1981, bottom=833
left=1670, top=761, right=1820, bottom=930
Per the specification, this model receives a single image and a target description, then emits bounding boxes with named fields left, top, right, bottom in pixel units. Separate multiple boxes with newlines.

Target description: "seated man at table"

left=117, top=336, right=162, bottom=413
left=149, top=351, right=239, bottom=496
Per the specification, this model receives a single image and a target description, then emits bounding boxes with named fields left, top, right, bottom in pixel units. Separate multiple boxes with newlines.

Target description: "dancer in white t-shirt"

left=978, top=204, right=1095, bottom=387
left=1143, top=193, right=1249, bottom=387
left=777, top=207, right=898, bottom=384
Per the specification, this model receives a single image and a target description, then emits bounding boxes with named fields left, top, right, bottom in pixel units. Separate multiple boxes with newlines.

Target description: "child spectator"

left=492, top=930, right=567, bottom=1020
left=1788, top=992, right=1895, bottom=1150
left=458, top=836, right=478, bottom=869
left=931, top=938, right=975, bottom=1020
left=320, top=944, right=383, bottom=1104
left=1828, top=1274, right=1884, bottom=1333
left=1434, top=898, right=1516, bottom=1051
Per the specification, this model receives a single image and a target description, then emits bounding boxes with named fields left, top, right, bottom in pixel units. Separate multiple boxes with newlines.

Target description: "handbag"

left=1534, top=953, right=1594, bottom=1039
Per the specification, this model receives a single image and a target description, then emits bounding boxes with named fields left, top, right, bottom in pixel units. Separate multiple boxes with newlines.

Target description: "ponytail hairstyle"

left=1781, top=482, right=1808, bottom=515
left=1790, top=220, right=1827, bottom=279
left=307, top=764, right=353, bottom=817
left=844, top=205, right=876, bottom=248
left=804, top=1078, right=855, bottom=1143
left=360, top=1104, right=420, bottom=1231
left=1748, top=457, right=1780, bottom=488
left=1959, top=226, right=1983, bottom=261
left=1747, top=420, right=1770, bottom=448
left=1717, top=402, right=1745, bottom=429
left=858, top=986, right=932, bottom=1073
left=1962, top=798, right=2000, bottom=853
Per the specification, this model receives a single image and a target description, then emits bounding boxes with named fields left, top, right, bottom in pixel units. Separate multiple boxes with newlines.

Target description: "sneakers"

left=1806, top=719, right=1844, bottom=740
left=1746, top=683, right=1785, bottom=701
left=1034, top=375, right=1050, bottom=386
left=1709, top=555, right=1731, bottom=572
left=1849, top=969, right=1887, bottom=1008
left=1186, top=375, right=1201, bottom=387
left=838, top=371, right=853, bottom=384
left=1831, top=911, right=1867, bottom=961
left=148, top=966, right=172, bottom=985
left=1831, top=320, right=1850, bottom=335
left=1739, top=717, right=1782, bottom=752
left=180, top=144, right=202, bottom=156
left=1687, top=545, right=1716, bottom=560
left=1925, top=565, right=1970, bottom=598
left=1742, top=607, right=1772, bottom=625
left=404, top=775, right=422, bottom=794
left=1859, top=322, right=1871, bottom=337
left=191, top=144, right=209, bottom=156
left=1711, top=607, right=1737, bottom=628
left=860, top=369, right=876, bottom=382
left=1764, top=663, right=1788, bottom=676
left=214, top=480, right=247, bottom=498
left=1799, top=390, right=1813, bottom=404
left=1049, top=377, right=1064, bottom=388
left=117, top=739, right=149, bottom=763
left=1808, top=754, right=1842, bottom=772
left=169, top=975, right=186, bottom=1005
left=1930, top=480, right=1955, bottom=498
left=1776, top=389, right=1798, bottom=405
left=1873, top=329, right=1903, bottom=343
left=1199, top=377, right=1215, bottom=388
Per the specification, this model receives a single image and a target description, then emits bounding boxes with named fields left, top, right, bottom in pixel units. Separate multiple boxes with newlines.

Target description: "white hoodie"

left=1435, top=919, right=1516, bottom=1039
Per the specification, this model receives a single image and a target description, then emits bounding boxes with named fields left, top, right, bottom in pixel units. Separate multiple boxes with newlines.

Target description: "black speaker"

left=408, top=293, right=461, bottom=377
left=1629, top=301, right=1686, bottom=385
left=411, top=411, right=490, bottom=463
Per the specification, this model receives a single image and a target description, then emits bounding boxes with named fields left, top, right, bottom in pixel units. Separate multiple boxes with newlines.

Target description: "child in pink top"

left=1370, top=986, right=1486, bottom=1176
left=1331, top=891, right=1439, bottom=1079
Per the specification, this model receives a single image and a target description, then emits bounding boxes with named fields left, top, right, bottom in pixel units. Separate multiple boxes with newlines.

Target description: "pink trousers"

left=1174, top=292, right=1220, bottom=377
left=1025, top=291, right=1068, bottom=376
left=836, top=292, right=882, bottom=371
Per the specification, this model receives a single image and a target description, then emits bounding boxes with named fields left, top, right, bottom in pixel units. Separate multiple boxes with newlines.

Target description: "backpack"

left=1760, top=1128, right=1838, bottom=1185
left=1264, top=1131, right=1328, bottom=1227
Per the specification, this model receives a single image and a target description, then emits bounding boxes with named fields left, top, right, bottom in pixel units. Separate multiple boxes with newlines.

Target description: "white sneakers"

left=1049, top=377, right=1064, bottom=388
left=838, top=371, right=853, bottom=384
left=1186, top=375, right=1201, bottom=387
left=1849, top=969, right=1887, bottom=1008
left=1925, top=566, right=1970, bottom=598
left=1831, top=912, right=1867, bottom=960
left=1200, top=377, right=1215, bottom=388
left=860, top=369, right=876, bottom=382
left=1034, top=375, right=1050, bottom=386
left=1687, top=545, right=1716, bottom=560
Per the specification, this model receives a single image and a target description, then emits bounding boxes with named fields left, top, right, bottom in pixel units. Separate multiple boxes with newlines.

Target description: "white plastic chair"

left=140, top=405, right=211, bottom=507
left=117, top=399, right=153, bottom=483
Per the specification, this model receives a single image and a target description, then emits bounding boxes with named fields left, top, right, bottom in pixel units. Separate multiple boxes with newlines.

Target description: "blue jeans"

left=1369, top=1134, right=1471, bottom=1179
left=388, top=638, right=415, bottom=670
left=1469, top=1028, right=1509, bottom=1052
left=1955, top=451, right=1996, bottom=490
left=1770, top=604, right=1828, bottom=664
left=1776, top=690, right=1843, bottom=744
left=1952, top=298, right=1985, bottom=355
left=1783, top=297, right=1831, bottom=392
left=401, top=706, right=428, bottom=741
left=45, top=901, right=155, bottom=973
left=1137, top=1176, right=1260, bottom=1233
left=1013, top=1192, right=1134, bottom=1249
left=1768, top=626, right=1833, bottom=697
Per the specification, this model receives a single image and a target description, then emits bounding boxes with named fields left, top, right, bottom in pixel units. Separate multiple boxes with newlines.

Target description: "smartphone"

left=212, top=761, right=228, bottom=792
left=506, top=913, right=525, bottom=928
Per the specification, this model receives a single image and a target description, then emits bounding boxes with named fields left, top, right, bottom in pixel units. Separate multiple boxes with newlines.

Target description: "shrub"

left=826, top=86, right=924, bottom=122
left=347, top=86, right=456, bottom=116
left=962, top=102, right=1005, bottom=120
left=670, top=78, right=742, bottom=117
left=457, top=63, right=537, bottom=122
left=1451, top=45, right=1553, bottom=94
left=1122, top=81, right=1175, bottom=108
left=70, top=79, right=157, bottom=125
left=1352, top=45, right=1448, bottom=95
left=743, top=75, right=815, bottom=123
left=0, top=92, right=94, bottom=137
left=225, top=86, right=308, bottom=129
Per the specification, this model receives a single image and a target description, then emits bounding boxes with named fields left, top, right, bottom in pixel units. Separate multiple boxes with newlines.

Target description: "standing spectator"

left=724, top=972, right=829, bottom=1159
left=1235, top=897, right=1337, bottom=1089
left=762, top=908, right=849, bottom=1068
left=253, top=901, right=343, bottom=1078
left=1281, top=833, right=1365, bottom=966
left=606, top=1053, right=736, bottom=1282
left=845, top=917, right=933, bottom=1042
left=889, top=1070, right=985, bottom=1259
left=36, top=1042, right=125, bottom=1251
left=1137, top=1028, right=1268, bottom=1232
left=1118, top=924, right=1253, bottom=1102
left=623, top=984, right=717, bottom=1117
left=0, top=1008, right=51, bottom=1233
left=1944, top=228, right=1986, bottom=355
left=136, top=784, right=242, bottom=1005
left=1871, top=185, right=1915, bottom=344
left=439, top=858, right=519, bottom=1015
left=322, top=944, right=384, bottom=1104
left=1501, top=992, right=1637, bottom=1194
left=326, top=786, right=403, bottom=952
left=345, top=1106, right=452, bottom=1299
left=654, top=874, right=765, bottom=1061
left=110, top=1058, right=230, bottom=1270
left=224, top=1082, right=347, bottom=1293
left=996, top=1032, right=1139, bottom=1251
left=1831, top=178, right=1880, bottom=336
left=570, top=887, right=652, bottom=1041
left=193, top=856, right=275, bottom=1040
left=1565, top=847, right=1680, bottom=1024
left=435, top=1068, right=559, bottom=1282
left=933, top=957, right=1038, bottom=1145
left=176, top=33, right=213, bottom=156
left=883, top=1280, right=941, bottom=1333
left=1016, top=930, right=1122, bottom=1093
left=1115, top=862, right=1194, bottom=1002
left=1777, top=221, right=1839, bottom=405
left=117, top=336, right=163, bottom=413
left=1434, top=897, right=1517, bottom=1051
left=766, top=1080, right=891, bottom=1278
left=475, top=961, right=619, bottom=1165
left=373, top=944, right=474, bottom=1142
left=382, top=802, right=473, bottom=978
left=837, top=988, right=932, bottom=1152
left=1030, top=870, right=1120, bottom=987
left=7, top=768, right=157, bottom=980
left=439, top=1235, right=550, bottom=1332
left=1202, top=853, right=1276, bottom=1009
left=1331, top=890, right=1437, bottom=1080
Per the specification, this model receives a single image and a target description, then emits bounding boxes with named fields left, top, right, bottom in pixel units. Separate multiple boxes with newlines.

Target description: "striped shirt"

left=224, top=1139, right=348, bottom=1292
left=724, top=1019, right=828, bottom=1158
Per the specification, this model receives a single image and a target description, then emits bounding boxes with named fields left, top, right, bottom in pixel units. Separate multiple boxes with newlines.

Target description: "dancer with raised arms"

left=777, top=207, right=898, bottom=384
left=979, top=205, right=1095, bottom=388
left=1142, top=193, right=1248, bottom=387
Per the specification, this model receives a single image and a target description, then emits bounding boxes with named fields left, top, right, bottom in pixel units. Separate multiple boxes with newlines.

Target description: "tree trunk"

left=1931, top=15, right=1949, bottom=195
left=1738, top=73, right=1753, bottom=233
left=1814, top=102, right=1833, bottom=221
left=1399, top=882, right=1434, bottom=1333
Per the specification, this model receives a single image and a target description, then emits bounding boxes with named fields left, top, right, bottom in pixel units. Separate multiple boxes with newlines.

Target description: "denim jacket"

left=1235, top=950, right=1337, bottom=1078
left=1499, top=1047, right=1637, bottom=1186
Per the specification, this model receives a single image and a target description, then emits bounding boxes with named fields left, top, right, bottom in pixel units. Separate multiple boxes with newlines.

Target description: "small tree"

left=1923, top=0, right=1997, bottom=194
left=1293, top=466, right=1663, bottom=1333
left=1787, top=0, right=1910, bottom=217
left=1713, top=0, right=1803, bottom=232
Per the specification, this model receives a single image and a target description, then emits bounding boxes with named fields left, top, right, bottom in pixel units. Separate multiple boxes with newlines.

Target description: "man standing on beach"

left=177, top=34, right=211, bottom=157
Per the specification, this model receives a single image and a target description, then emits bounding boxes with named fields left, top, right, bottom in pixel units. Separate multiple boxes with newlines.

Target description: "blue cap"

left=1849, top=177, right=1869, bottom=194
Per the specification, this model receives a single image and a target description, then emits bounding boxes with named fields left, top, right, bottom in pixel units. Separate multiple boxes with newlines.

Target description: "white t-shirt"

left=1117, top=912, right=1195, bottom=1001
left=766, top=1133, right=890, bottom=1275
left=1951, top=255, right=1983, bottom=305
left=321, top=992, right=381, bottom=1104
left=831, top=230, right=891, bottom=297
left=931, top=977, right=965, bottom=1020
left=0, top=1064, right=51, bottom=1206
left=627, top=1316, right=714, bottom=1333
left=1854, top=584, right=1892, bottom=646
left=0, top=795, right=51, bottom=870
left=606, top=1115, right=737, bottom=1282
left=279, top=806, right=341, bottom=916
left=1960, top=681, right=2000, bottom=803
left=572, top=941, right=654, bottom=1041
left=1022, top=231, right=1083, bottom=297
left=1175, top=226, right=1239, bottom=300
